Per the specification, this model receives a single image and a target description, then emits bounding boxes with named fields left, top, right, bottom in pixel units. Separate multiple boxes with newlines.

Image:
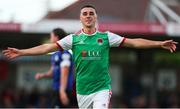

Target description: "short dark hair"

left=81, top=4, right=97, bottom=13
left=52, top=28, right=67, bottom=40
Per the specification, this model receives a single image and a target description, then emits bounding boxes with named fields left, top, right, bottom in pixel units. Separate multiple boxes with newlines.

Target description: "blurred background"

left=0, top=0, right=180, bottom=108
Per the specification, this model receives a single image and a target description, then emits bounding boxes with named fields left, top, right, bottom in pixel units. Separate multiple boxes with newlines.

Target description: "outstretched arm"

left=2, top=43, right=60, bottom=59
left=123, top=38, right=178, bottom=53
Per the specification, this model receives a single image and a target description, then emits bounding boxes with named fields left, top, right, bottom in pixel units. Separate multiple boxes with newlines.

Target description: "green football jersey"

left=57, top=30, right=125, bottom=95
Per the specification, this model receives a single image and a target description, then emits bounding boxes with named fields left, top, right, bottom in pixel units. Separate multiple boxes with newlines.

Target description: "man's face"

left=50, top=32, right=58, bottom=43
left=80, top=7, right=97, bottom=28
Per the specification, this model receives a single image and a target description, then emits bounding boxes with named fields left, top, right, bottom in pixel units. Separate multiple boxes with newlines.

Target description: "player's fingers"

left=2, top=49, right=10, bottom=54
left=172, top=41, right=178, bottom=44
left=169, top=45, right=175, bottom=52
left=166, top=40, right=178, bottom=45
left=166, top=46, right=173, bottom=53
left=171, top=47, right=175, bottom=52
left=172, top=44, right=176, bottom=51
left=8, top=47, right=14, bottom=50
left=3, top=52, right=11, bottom=57
left=165, top=40, right=174, bottom=44
left=168, top=40, right=178, bottom=44
left=6, top=54, right=13, bottom=59
left=169, top=47, right=173, bottom=53
left=8, top=47, right=17, bottom=52
left=4, top=54, right=10, bottom=58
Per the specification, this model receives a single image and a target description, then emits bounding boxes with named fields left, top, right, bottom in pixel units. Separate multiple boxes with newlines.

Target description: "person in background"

left=34, top=28, right=77, bottom=108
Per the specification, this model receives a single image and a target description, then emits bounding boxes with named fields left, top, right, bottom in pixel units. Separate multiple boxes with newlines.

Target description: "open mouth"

left=86, top=20, right=92, bottom=24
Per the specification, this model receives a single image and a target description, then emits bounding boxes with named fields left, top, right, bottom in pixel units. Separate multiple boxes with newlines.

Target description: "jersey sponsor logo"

left=81, top=50, right=102, bottom=60
left=97, top=38, right=103, bottom=45
left=88, top=51, right=101, bottom=57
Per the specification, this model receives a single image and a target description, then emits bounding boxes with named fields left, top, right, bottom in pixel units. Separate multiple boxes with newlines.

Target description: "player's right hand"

left=35, top=73, right=42, bottom=80
left=2, top=47, right=21, bottom=59
left=60, top=90, right=69, bottom=106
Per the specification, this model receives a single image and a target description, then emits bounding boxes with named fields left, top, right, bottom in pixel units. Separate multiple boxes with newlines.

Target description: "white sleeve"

left=56, top=34, right=73, bottom=50
left=60, top=53, right=71, bottom=67
left=107, top=31, right=125, bottom=47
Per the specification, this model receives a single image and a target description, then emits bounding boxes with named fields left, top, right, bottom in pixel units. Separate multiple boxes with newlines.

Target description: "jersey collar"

left=81, top=28, right=98, bottom=36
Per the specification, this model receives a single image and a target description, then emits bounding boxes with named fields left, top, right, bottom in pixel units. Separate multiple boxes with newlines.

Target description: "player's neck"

left=82, top=27, right=96, bottom=35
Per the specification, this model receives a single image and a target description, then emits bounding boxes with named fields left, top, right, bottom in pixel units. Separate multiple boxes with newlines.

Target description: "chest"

left=73, top=34, right=109, bottom=51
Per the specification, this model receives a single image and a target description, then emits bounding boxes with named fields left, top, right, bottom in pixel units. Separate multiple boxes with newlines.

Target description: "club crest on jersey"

left=81, top=50, right=87, bottom=57
left=97, top=38, right=103, bottom=45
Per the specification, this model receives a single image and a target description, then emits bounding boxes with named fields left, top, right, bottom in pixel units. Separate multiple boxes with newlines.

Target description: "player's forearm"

left=20, top=44, right=57, bottom=56
left=60, top=67, right=69, bottom=91
left=44, top=69, right=53, bottom=78
left=43, top=73, right=52, bottom=78
left=131, top=38, right=162, bottom=48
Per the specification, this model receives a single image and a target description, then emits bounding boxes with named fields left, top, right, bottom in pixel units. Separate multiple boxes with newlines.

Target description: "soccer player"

left=3, top=5, right=177, bottom=109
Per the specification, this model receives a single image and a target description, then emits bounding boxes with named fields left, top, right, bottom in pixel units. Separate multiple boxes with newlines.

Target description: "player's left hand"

left=59, top=90, right=69, bottom=106
left=2, top=47, right=22, bottom=59
left=161, top=40, right=178, bottom=53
